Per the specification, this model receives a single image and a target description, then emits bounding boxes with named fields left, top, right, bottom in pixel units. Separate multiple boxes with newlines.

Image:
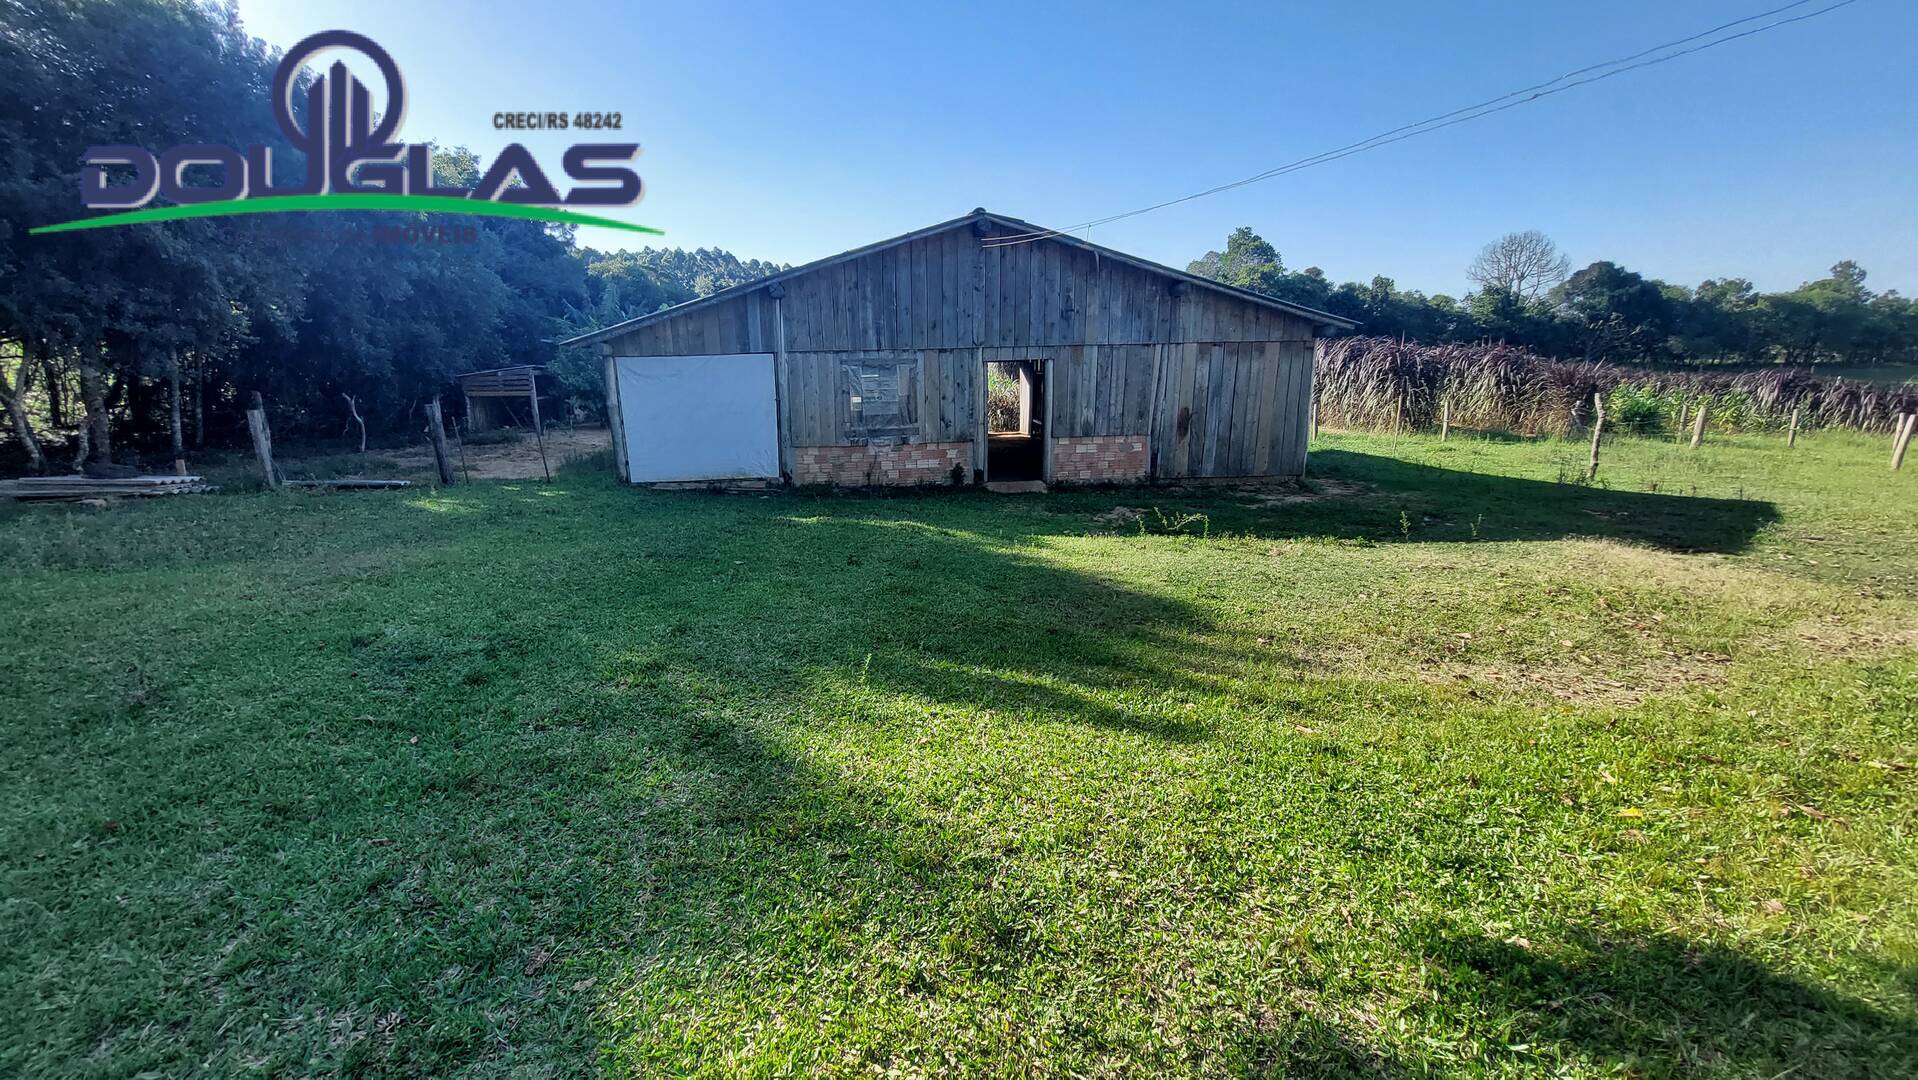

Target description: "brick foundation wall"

left=1051, top=435, right=1149, bottom=483
left=792, top=441, right=974, bottom=487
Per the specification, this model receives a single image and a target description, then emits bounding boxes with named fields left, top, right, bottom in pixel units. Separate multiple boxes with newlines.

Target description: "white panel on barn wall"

left=615, top=354, right=779, bottom=482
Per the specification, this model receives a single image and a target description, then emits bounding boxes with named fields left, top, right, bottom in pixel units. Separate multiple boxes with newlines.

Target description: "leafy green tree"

left=1553, top=262, right=1677, bottom=362
left=1770, top=261, right=1873, bottom=364
left=579, top=250, right=694, bottom=317
left=1187, top=227, right=1289, bottom=296
left=1680, top=278, right=1764, bottom=361
left=603, top=247, right=785, bottom=300
left=0, top=0, right=298, bottom=465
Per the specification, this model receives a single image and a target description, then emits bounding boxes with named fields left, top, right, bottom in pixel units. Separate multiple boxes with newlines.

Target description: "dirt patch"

left=1782, top=614, right=1918, bottom=661
left=1092, top=506, right=1148, bottom=527
left=1284, top=638, right=1731, bottom=707
left=1416, top=656, right=1730, bottom=707
left=389, top=426, right=610, bottom=481
left=1240, top=477, right=1369, bottom=506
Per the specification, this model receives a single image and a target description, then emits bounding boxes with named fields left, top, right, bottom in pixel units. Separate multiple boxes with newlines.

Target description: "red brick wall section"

left=792, top=441, right=974, bottom=487
left=1051, top=435, right=1149, bottom=483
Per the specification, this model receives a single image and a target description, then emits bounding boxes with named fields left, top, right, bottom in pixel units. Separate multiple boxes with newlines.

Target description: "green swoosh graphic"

left=29, top=194, right=663, bottom=235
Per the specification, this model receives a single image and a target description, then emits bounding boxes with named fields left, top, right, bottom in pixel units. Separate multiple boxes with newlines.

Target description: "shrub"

left=985, top=365, right=1022, bottom=433
left=1317, top=337, right=1916, bottom=437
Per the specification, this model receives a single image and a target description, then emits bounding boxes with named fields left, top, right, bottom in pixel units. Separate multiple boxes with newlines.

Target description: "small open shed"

left=458, top=364, right=553, bottom=434
left=561, top=210, right=1354, bottom=487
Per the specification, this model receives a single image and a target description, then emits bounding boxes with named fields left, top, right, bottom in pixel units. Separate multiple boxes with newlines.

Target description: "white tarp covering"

left=615, top=353, right=779, bottom=482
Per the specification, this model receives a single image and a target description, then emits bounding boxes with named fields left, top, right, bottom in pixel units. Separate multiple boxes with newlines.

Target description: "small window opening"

left=841, top=359, right=918, bottom=441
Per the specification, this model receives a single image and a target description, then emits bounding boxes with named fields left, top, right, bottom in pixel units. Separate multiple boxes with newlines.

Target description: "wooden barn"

left=562, top=210, right=1354, bottom=488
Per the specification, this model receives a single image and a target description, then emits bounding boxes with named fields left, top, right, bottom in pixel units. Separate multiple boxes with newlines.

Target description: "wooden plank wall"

left=1047, top=344, right=1157, bottom=438
left=459, top=368, right=540, bottom=396
left=601, top=223, right=1323, bottom=473
left=1151, top=340, right=1314, bottom=478
left=780, top=349, right=977, bottom=447
left=601, top=227, right=1317, bottom=358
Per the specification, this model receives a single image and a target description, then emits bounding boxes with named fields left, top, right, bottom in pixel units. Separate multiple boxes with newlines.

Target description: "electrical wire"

left=983, top=0, right=1863, bottom=247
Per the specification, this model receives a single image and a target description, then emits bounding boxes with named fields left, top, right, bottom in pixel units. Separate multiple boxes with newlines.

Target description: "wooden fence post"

left=1894, top=413, right=1915, bottom=471
left=167, top=348, right=186, bottom=476
left=1787, top=404, right=1801, bottom=449
left=1690, top=402, right=1708, bottom=449
left=1440, top=400, right=1451, bottom=441
left=529, top=391, right=551, bottom=481
left=452, top=413, right=471, bottom=483
left=245, top=391, right=278, bottom=489
left=1587, top=392, right=1604, bottom=480
left=1393, top=392, right=1404, bottom=437
left=424, top=398, right=456, bottom=486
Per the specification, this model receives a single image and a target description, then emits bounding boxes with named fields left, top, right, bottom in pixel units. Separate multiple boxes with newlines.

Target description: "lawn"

left=2, top=430, right=1915, bottom=1076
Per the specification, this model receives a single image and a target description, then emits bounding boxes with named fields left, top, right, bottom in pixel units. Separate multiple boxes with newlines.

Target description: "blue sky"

left=234, top=0, right=1916, bottom=297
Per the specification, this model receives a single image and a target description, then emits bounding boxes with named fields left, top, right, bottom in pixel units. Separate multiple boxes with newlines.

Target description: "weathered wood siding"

left=600, top=228, right=1318, bottom=358
left=780, top=348, right=978, bottom=447
left=1048, top=344, right=1158, bottom=438
left=600, top=222, right=1328, bottom=475
left=1151, top=340, right=1314, bottom=478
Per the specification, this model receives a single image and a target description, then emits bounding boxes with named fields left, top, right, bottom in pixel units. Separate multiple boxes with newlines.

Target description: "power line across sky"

left=983, top=0, right=1866, bottom=249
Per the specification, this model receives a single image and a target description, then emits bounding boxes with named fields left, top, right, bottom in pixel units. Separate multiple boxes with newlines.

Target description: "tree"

left=1553, top=261, right=1676, bottom=362
left=1679, top=278, right=1764, bottom=361
left=0, top=0, right=781, bottom=469
left=0, top=0, right=298, bottom=466
left=1775, top=261, right=1875, bottom=364
left=1186, top=227, right=1288, bottom=296
left=1467, top=231, right=1570, bottom=301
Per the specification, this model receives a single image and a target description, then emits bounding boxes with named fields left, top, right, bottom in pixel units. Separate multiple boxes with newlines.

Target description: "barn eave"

left=560, top=209, right=1356, bottom=350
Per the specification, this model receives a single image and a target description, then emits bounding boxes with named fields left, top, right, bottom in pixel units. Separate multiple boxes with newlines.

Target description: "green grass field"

left=3, top=429, right=1915, bottom=1076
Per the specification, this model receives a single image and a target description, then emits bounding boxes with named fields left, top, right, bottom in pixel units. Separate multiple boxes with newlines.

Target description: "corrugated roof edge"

left=557, top=210, right=1357, bottom=348
left=456, top=364, right=549, bottom=377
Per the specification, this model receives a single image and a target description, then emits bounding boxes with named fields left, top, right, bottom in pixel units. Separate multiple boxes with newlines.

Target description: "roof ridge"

left=559, top=211, right=1354, bottom=348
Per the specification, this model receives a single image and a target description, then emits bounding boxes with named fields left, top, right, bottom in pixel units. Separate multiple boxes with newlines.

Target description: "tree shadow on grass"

left=1402, top=925, right=1918, bottom=1077
left=2, top=489, right=1254, bottom=1071
left=1226, top=924, right=1918, bottom=1077
left=373, top=491, right=1806, bottom=1072
left=1237, top=1018, right=1413, bottom=1078
left=1066, top=449, right=1781, bottom=554
left=0, top=480, right=1815, bottom=1073
left=542, top=513, right=1261, bottom=1066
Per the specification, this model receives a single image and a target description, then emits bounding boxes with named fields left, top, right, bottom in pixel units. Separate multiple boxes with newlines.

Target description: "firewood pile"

left=0, top=475, right=218, bottom=502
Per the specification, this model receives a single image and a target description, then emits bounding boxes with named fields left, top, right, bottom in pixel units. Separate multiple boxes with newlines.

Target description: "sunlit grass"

left=1, top=429, right=1914, bottom=1075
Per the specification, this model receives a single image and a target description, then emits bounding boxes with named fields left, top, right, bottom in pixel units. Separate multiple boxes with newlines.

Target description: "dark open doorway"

left=984, top=359, right=1045, bottom=482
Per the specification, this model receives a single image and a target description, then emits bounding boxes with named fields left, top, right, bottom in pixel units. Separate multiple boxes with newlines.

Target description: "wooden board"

left=597, top=223, right=1324, bottom=469
left=601, top=230, right=1318, bottom=358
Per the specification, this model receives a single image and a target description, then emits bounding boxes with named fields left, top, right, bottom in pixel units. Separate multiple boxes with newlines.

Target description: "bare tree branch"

left=1468, top=231, right=1571, bottom=300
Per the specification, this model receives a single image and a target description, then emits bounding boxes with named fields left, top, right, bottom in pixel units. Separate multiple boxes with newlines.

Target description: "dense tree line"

left=0, top=0, right=783, bottom=472
left=1189, top=227, right=1918, bottom=369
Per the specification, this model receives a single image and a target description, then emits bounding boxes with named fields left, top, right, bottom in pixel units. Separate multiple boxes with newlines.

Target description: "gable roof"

left=559, top=209, right=1356, bottom=348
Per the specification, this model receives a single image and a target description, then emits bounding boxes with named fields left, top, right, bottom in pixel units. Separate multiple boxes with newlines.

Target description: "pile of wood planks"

left=282, top=478, right=413, bottom=490
left=0, top=474, right=218, bottom=502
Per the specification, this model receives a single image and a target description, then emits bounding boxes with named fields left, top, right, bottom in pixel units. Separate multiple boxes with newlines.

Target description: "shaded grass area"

left=1, top=431, right=1915, bottom=1075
